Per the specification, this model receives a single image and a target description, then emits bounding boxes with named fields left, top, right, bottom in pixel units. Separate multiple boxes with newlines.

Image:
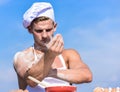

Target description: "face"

left=31, top=19, right=57, bottom=47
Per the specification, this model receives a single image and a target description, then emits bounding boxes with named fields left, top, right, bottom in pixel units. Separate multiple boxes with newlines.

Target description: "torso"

left=22, top=47, right=70, bottom=92
left=14, top=46, right=69, bottom=77
left=29, top=46, right=68, bottom=69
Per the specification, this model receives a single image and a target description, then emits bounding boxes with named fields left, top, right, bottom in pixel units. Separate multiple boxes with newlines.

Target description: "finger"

left=47, top=34, right=63, bottom=49
left=57, top=37, right=64, bottom=48
left=55, top=38, right=63, bottom=50
left=55, top=34, right=62, bottom=38
left=48, top=35, right=59, bottom=49
left=51, top=41, right=59, bottom=51
left=60, top=37, right=64, bottom=45
left=47, top=35, right=58, bottom=48
left=52, top=35, right=62, bottom=50
left=59, top=45, right=64, bottom=53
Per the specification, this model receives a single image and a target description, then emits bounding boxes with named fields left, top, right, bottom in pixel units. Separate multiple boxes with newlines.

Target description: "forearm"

left=50, top=68, right=92, bottom=84
left=25, top=52, right=56, bottom=86
left=24, top=34, right=64, bottom=86
left=17, top=74, right=27, bottom=90
left=19, top=82, right=27, bottom=90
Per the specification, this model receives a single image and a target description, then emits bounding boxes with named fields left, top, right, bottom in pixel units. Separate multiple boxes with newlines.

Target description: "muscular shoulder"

left=62, top=49, right=81, bottom=62
left=61, top=49, right=83, bottom=69
left=13, top=47, right=35, bottom=77
left=62, top=49, right=80, bottom=57
left=13, top=47, right=34, bottom=64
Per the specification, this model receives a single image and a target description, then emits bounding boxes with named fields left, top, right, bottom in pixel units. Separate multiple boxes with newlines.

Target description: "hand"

left=47, top=34, right=64, bottom=56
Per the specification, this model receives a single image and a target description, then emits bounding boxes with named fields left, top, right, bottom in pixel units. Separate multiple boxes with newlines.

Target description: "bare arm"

left=13, top=50, right=52, bottom=87
left=25, top=51, right=56, bottom=87
left=24, top=34, right=64, bottom=87
left=48, top=49, right=92, bottom=84
left=17, top=73, right=27, bottom=89
left=13, top=52, right=31, bottom=89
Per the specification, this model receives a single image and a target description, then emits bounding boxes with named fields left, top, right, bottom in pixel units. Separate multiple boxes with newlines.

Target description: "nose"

left=42, top=30, right=47, bottom=38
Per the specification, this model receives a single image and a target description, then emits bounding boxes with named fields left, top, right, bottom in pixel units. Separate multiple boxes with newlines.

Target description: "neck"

left=32, top=44, right=44, bottom=60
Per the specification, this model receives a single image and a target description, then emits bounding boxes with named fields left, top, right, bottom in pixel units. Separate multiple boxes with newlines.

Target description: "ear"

left=53, top=23, right=57, bottom=32
left=27, top=26, right=33, bottom=33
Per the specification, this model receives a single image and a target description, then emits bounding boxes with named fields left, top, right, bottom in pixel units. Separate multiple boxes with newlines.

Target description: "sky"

left=0, top=0, right=120, bottom=92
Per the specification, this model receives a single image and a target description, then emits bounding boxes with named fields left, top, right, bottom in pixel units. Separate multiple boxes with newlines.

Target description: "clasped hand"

left=46, top=34, right=64, bottom=56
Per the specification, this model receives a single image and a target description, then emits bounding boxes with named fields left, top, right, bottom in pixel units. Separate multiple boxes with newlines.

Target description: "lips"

left=42, top=37, right=52, bottom=44
left=41, top=39, right=49, bottom=44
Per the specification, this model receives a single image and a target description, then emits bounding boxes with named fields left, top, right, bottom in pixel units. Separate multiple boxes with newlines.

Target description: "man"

left=13, top=2, right=92, bottom=92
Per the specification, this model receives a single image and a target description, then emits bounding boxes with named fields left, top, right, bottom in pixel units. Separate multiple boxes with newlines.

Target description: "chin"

left=44, top=42, right=49, bottom=46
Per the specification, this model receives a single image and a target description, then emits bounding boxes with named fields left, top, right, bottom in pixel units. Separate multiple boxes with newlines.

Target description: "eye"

left=34, top=29, right=43, bottom=33
left=46, top=28, right=53, bottom=32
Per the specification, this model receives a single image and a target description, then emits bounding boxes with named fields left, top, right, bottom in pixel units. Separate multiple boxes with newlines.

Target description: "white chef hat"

left=23, top=2, right=55, bottom=28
